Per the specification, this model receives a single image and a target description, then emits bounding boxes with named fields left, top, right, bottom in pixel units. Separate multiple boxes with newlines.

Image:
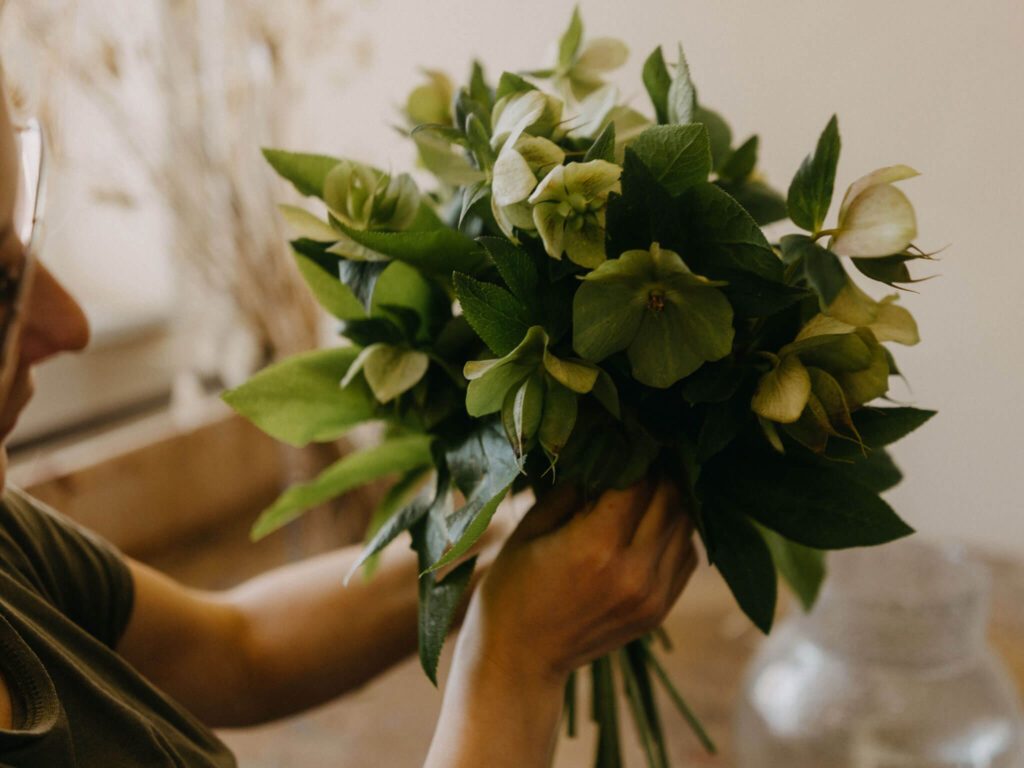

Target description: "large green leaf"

left=292, top=244, right=366, bottom=320
left=222, top=347, right=376, bottom=447
left=720, top=136, right=759, bottom=183
left=787, top=115, right=840, bottom=233
left=709, top=451, right=914, bottom=549
left=251, top=434, right=435, bottom=540
left=263, top=149, right=339, bottom=198
left=829, top=407, right=936, bottom=458
left=433, top=420, right=521, bottom=567
left=630, top=124, right=711, bottom=196
left=453, top=272, right=530, bottom=356
left=666, top=44, right=696, bottom=126
left=477, top=237, right=540, bottom=313
left=703, top=503, right=777, bottom=633
left=758, top=525, right=826, bottom=611
left=335, top=220, right=489, bottom=276
left=412, top=517, right=476, bottom=685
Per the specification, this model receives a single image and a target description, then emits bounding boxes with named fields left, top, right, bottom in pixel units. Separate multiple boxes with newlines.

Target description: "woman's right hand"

left=425, top=477, right=698, bottom=768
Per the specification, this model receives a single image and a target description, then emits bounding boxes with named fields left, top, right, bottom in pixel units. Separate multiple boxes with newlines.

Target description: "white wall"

left=291, top=0, right=1024, bottom=555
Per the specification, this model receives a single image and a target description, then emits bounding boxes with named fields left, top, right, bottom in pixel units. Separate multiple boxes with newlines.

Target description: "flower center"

left=647, top=290, right=666, bottom=312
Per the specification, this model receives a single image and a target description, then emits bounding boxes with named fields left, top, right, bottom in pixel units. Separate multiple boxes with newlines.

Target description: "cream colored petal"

left=463, top=357, right=503, bottom=381
left=869, top=297, right=920, bottom=345
left=795, top=313, right=854, bottom=342
left=533, top=201, right=566, bottom=259
left=515, top=136, right=566, bottom=177
left=491, top=91, right=548, bottom=150
left=838, top=164, right=920, bottom=223
left=529, top=165, right=568, bottom=205
left=492, top=146, right=538, bottom=206
left=490, top=194, right=518, bottom=242
left=831, top=184, right=918, bottom=258
left=503, top=200, right=537, bottom=231
left=562, top=160, right=622, bottom=200
left=575, top=38, right=629, bottom=75
left=825, top=280, right=882, bottom=327
left=751, top=355, right=812, bottom=424
left=570, top=84, right=619, bottom=138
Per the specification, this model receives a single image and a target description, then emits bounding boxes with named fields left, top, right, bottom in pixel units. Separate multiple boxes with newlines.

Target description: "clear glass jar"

left=734, top=539, right=1024, bottom=767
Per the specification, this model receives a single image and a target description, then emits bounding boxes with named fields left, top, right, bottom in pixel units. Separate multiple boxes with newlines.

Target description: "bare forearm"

left=425, top=598, right=566, bottom=768
left=224, top=543, right=421, bottom=725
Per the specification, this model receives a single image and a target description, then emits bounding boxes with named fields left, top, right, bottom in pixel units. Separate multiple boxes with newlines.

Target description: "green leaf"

left=558, top=6, right=584, bottom=70
left=413, top=517, right=475, bottom=685
left=585, top=121, right=616, bottom=163
left=371, top=260, right=448, bottom=343
left=262, top=148, right=339, bottom=198
left=425, top=486, right=508, bottom=574
left=758, top=525, right=826, bottom=611
left=694, top=106, right=732, bottom=171
left=829, top=407, right=936, bottom=458
left=711, top=451, right=915, bottom=548
left=338, top=260, right=389, bottom=311
left=453, top=272, right=530, bottom=356
left=251, top=434, right=434, bottom=539
left=642, top=47, right=672, bottom=124
left=361, top=345, right=430, bottom=404
left=223, top=347, right=375, bottom=447
left=630, top=124, right=712, bottom=196
left=787, top=115, right=841, bottom=233
left=837, top=447, right=903, bottom=492
left=720, top=179, right=788, bottom=226
left=428, top=420, right=521, bottom=570
left=350, top=471, right=433, bottom=580
left=703, top=503, right=777, bottom=633
left=852, top=253, right=920, bottom=287
left=496, top=71, right=536, bottom=101
left=292, top=246, right=365, bottom=320
left=334, top=220, right=489, bottom=276
left=477, top=237, right=540, bottom=309
left=782, top=236, right=846, bottom=305
left=666, top=44, right=696, bottom=125
left=720, top=135, right=758, bottom=183
left=697, top=400, right=745, bottom=462
left=538, top=379, right=579, bottom=461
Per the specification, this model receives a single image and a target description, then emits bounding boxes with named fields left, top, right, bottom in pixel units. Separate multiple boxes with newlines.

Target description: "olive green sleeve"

left=0, top=488, right=135, bottom=649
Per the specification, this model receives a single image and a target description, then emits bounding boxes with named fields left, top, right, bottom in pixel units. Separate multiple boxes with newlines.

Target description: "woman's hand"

left=425, top=477, right=697, bottom=768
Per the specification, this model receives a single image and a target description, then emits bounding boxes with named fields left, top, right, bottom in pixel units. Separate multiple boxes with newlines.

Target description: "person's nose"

left=19, top=262, right=90, bottom=365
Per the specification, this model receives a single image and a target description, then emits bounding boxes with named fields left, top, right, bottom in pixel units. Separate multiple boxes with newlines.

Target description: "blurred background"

left=1, top=0, right=1022, bottom=764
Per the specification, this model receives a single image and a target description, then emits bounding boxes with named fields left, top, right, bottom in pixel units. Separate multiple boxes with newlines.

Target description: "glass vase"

left=734, top=539, right=1024, bottom=767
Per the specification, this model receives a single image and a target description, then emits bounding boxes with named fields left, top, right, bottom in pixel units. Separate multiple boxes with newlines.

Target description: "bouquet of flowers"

left=225, top=8, right=936, bottom=765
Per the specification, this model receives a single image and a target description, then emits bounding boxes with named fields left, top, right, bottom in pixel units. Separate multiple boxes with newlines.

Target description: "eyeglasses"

left=0, top=119, right=44, bottom=396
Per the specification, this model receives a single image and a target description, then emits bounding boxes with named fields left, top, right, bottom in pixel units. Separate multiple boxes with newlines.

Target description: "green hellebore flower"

left=572, top=243, right=735, bottom=388
left=323, top=160, right=420, bottom=232
left=529, top=160, right=621, bottom=267
left=463, top=326, right=617, bottom=463
left=812, top=285, right=920, bottom=346
left=829, top=165, right=919, bottom=258
left=751, top=314, right=898, bottom=452
left=341, top=343, right=430, bottom=404
left=405, top=70, right=454, bottom=127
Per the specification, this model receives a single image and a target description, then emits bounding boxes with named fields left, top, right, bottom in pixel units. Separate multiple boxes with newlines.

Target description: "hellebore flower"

left=491, top=134, right=565, bottom=240
left=405, top=70, right=454, bottom=127
left=529, top=160, right=621, bottom=267
left=573, top=243, right=734, bottom=388
left=751, top=299, right=914, bottom=452
left=829, top=165, right=919, bottom=258
left=490, top=91, right=565, bottom=151
left=570, top=85, right=651, bottom=161
left=323, top=160, right=420, bottom=232
left=543, top=8, right=628, bottom=101
left=463, top=326, right=618, bottom=464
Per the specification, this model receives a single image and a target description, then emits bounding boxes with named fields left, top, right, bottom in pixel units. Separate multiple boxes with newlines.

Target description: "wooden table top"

left=220, top=550, right=1024, bottom=767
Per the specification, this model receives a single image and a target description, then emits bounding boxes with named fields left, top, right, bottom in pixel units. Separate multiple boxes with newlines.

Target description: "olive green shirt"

left=0, top=488, right=235, bottom=767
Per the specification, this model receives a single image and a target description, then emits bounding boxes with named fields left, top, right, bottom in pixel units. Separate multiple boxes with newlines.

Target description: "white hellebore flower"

left=529, top=160, right=621, bottom=268
left=490, top=91, right=564, bottom=151
left=829, top=165, right=919, bottom=258
left=491, top=134, right=566, bottom=240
